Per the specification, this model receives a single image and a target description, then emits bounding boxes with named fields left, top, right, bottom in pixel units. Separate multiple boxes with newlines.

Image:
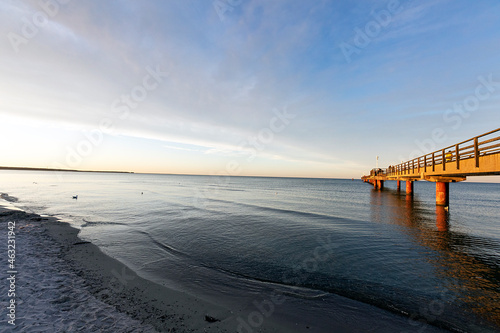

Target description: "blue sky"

left=1, top=0, right=500, bottom=178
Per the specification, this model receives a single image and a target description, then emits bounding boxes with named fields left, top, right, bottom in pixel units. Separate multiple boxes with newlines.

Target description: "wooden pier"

left=362, top=128, right=500, bottom=206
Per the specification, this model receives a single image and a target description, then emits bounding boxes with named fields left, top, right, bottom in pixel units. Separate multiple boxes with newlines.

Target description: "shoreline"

left=0, top=201, right=452, bottom=332
left=0, top=166, right=133, bottom=174
left=41, top=211, right=243, bottom=332
left=0, top=205, right=242, bottom=332
left=0, top=206, right=157, bottom=332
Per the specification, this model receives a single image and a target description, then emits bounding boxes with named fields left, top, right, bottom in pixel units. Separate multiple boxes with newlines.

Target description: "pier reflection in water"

left=435, top=206, right=449, bottom=232
left=369, top=185, right=500, bottom=329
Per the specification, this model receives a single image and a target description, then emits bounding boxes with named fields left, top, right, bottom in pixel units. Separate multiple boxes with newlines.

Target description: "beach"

left=0, top=206, right=153, bottom=332
left=0, top=205, right=239, bottom=332
left=0, top=200, right=452, bottom=332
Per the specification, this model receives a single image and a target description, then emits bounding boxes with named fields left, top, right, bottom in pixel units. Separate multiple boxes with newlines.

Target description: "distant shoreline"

left=1, top=166, right=497, bottom=182
left=0, top=167, right=347, bottom=179
left=0, top=166, right=133, bottom=174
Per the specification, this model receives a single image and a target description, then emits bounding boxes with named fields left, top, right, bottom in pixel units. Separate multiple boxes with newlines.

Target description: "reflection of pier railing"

left=362, top=128, right=500, bottom=207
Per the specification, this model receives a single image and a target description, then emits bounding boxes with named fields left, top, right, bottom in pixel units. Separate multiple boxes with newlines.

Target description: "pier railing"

left=387, top=128, right=500, bottom=176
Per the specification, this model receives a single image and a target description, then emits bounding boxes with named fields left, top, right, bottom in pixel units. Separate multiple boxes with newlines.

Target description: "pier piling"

left=406, top=181, right=413, bottom=196
left=436, top=182, right=449, bottom=206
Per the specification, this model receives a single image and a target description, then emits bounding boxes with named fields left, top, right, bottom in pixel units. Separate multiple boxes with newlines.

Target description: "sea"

left=1, top=170, right=499, bottom=332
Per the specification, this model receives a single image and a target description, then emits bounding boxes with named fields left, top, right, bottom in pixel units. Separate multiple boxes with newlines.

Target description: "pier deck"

left=362, top=128, right=500, bottom=206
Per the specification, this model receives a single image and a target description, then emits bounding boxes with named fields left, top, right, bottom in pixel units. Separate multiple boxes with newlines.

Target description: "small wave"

left=207, top=184, right=245, bottom=192
left=134, top=230, right=188, bottom=259
left=280, top=289, right=330, bottom=300
left=81, top=218, right=129, bottom=227
left=198, top=264, right=330, bottom=298
left=203, top=197, right=359, bottom=223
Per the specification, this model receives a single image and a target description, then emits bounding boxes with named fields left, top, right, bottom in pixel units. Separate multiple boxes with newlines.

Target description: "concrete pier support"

left=374, top=180, right=384, bottom=189
left=397, top=180, right=401, bottom=191
left=436, top=182, right=450, bottom=206
left=406, top=181, right=413, bottom=196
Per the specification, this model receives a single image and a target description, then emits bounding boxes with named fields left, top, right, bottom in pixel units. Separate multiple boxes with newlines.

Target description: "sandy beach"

left=0, top=197, right=451, bottom=333
left=0, top=207, right=154, bottom=332
left=0, top=204, right=241, bottom=332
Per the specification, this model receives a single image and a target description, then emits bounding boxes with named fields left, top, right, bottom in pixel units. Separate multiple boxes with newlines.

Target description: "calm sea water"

left=1, top=170, right=499, bottom=332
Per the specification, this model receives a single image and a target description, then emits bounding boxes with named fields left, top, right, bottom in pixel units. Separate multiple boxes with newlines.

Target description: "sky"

left=1, top=0, right=500, bottom=179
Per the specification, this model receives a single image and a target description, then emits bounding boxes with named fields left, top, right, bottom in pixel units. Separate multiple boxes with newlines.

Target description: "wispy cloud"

left=164, top=144, right=207, bottom=153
